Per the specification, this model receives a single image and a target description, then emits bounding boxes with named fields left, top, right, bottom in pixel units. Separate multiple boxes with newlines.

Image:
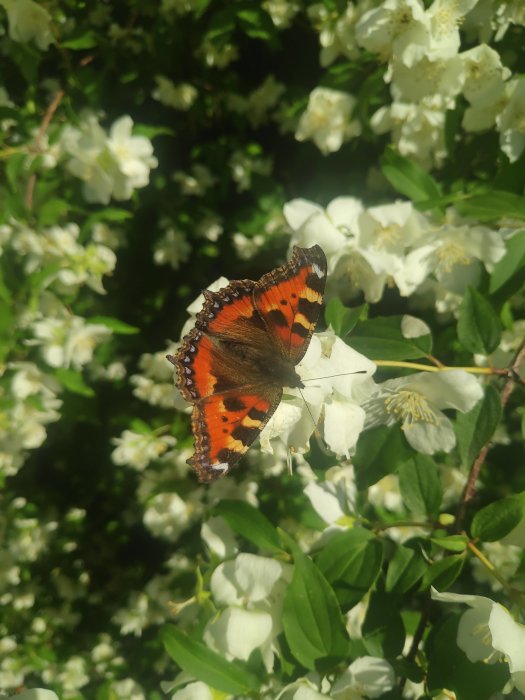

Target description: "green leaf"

left=362, top=591, right=405, bottom=658
left=430, top=534, right=469, bottom=553
left=350, top=316, right=432, bottom=360
left=455, top=385, right=502, bottom=467
left=61, top=30, right=99, bottom=49
left=381, top=148, right=442, bottom=202
left=489, top=229, right=525, bottom=294
left=87, top=316, right=139, bottom=334
left=470, top=494, right=525, bottom=542
left=456, top=190, right=525, bottom=221
left=423, top=554, right=464, bottom=590
left=134, top=124, right=176, bottom=139
left=282, top=535, right=349, bottom=670
left=214, top=500, right=283, bottom=553
left=6, top=152, right=27, bottom=191
left=161, top=625, right=261, bottom=695
left=457, top=288, right=502, bottom=354
left=398, top=455, right=443, bottom=517
left=386, top=545, right=426, bottom=593
left=38, top=198, right=69, bottom=227
left=354, top=425, right=412, bottom=489
left=427, top=615, right=508, bottom=700
left=55, top=369, right=95, bottom=397
left=325, top=298, right=367, bottom=337
left=316, top=529, right=383, bottom=608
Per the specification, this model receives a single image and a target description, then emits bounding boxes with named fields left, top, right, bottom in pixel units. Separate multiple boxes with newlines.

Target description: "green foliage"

left=1, top=0, right=524, bottom=698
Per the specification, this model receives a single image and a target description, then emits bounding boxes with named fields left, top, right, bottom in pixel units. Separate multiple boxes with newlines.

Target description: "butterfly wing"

left=253, top=245, right=327, bottom=365
left=172, top=279, right=282, bottom=481
left=188, top=386, right=282, bottom=482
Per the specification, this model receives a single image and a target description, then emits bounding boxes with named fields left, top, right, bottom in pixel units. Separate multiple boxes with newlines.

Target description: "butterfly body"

left=169, top=245, right=327, bottom=482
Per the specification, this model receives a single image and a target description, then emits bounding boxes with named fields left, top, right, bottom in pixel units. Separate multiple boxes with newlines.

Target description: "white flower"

left=0, top=0, right=53, bottom=50
left=232, top=232, right=266, bottom=260
left=61, top=114, right=157, bottom=204
left=425, top=0, right=480, bottom=60
left=143, top=492, right=199, bottom=541
left=201, top=516, right=238, bottom=559
left=354, top=200, right=430, bottom=295
left=295, top=87, right=362, bottom=154
left=111, top=430, right=176, bottom=470
left=56, top=656, right=89, bottom=692
left=403, top=215, right=506, bottom=295
left=31, top=316, right=112, bottom=369
left=113, top=591, right=149, bottom=636
left=304, top=465, right=357, bottom=528
left=461, top=45, right=510, bottom=132
left=204, top=553, right=292, bottom=672
left=363, top=370, right=484, bottom=454
left=388, top=54, right=465, bottom=106
left=308, top=2, right=363, bottom=67
left=173, top=164, right=217, bottom=195
left=284, top=196, right=362, bottom=272
left=199, top=38, right=239, bottom=68
left=7, top=691, right=59, bottom=700
left=110, top=678, right=145, bottom=700
left=152, top=76, right=198, bottom=110
left=153, top=225, right=191, bottom=269
left=107, top=116, right=158, bottom=198
left=131, top=347, right=177, bottom=409
left=170, top=681, right=214, bottom=700
left=355, top=0, right=429, bottom=66
left=470, top=541, right=522, bottom=591
left=371, top=96, right=449, bottom=169
left=496, top=77, right=525, bottom=162
left=431, top=588, right=525, bottom=694
left=260, top=330, right=376, bottom=460
left=229, top=148, right=272, bottom=191
left=331, top=656, right=396, bottom=699
left=263, top=0, right=300, bottom=29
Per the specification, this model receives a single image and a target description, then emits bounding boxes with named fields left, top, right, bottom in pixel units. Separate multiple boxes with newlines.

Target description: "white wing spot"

left=211, top=462, right=229, bottom=474
left=311, top=262, right=324, bottom=278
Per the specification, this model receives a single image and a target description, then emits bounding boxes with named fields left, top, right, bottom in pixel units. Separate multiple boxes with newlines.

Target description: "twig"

left=24, top=89, right=64, bottom=211
left=455, top=338, right=525, bottom=530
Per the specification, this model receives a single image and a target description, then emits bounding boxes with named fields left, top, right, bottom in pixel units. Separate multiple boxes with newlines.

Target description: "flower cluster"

left=61, top=115, right=158, bottom=204
left=299, top=0, right=525, bottom=166
left=284, top=196, right=506, bottom=312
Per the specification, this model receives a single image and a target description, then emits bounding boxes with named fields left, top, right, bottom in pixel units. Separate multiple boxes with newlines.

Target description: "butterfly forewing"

left=253, top=245, right=327, bottom=364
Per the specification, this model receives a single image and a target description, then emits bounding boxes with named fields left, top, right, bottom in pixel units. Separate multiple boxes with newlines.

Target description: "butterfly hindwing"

left=254, top=245, right=327, bottom=364
left=189, top=386, right=282, bottom=482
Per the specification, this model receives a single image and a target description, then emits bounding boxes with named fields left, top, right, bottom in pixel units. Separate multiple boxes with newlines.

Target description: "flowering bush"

left=0, top=1, right=524, bottom=699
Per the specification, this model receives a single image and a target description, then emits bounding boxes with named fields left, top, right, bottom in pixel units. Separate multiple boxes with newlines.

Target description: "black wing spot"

left=224, top=396, right=246, bottom=412
left=248, top=407, right=267, bottom=421
left=267, top=308, right=288, bottom=327
left=298, top=296, right=320, bottom=322
left=291, top=322, right=309, bottom=339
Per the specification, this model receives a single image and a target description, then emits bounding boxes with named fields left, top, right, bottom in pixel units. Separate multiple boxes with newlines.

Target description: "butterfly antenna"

left=302, top=370, right=367, bottom=382
left=298, top=387, right=333, bottom=456
left=298, top=386, right=322, bottom=440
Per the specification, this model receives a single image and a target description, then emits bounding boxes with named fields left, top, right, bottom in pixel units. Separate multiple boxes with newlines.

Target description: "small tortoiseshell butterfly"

left=167, top=245, right=327, bottom=482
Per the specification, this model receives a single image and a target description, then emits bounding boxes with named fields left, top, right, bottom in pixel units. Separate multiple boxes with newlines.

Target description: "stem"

left=456, top=338, right=525, bottom=530
left=468, top=541, right=515, bottom=593
left=25, top=89, right=65, bottom=211
left=374, top=360, right=502, bottom=375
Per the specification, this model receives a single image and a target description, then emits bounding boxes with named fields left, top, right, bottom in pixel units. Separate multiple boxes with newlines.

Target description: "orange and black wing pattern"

left=253, top=245, right=327, bottom=364
left=169, top=245, right=327, bottom=482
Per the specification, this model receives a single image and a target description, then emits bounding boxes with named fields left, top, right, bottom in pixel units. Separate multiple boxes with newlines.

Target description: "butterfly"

left=167, top=244, right=327, bottom=482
